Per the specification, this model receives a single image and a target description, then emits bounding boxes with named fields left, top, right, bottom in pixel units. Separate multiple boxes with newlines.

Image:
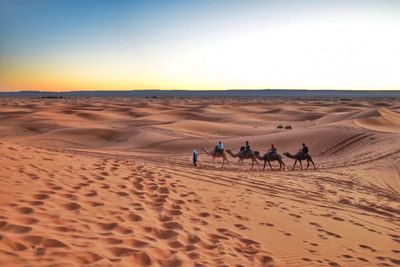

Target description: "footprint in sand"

left=17, top=207, right=34, bottom=214
left=359, top=244, right=377, bottom=252
left=186, top=233, right=201, bottom=244
left=128, top=251, right=153, bottom=266
left=127, top=213, right=142, bottom=222
left=167, top=209, right=183, bottom=216
left=116, top=191, right=130, bottom=196
left=49, top=185, right=63, bottom=191
left=84, top=190, right=98, bottom=197
left=29, top=200, right=44, bottom=206
left=342, top=254, right=353, bottom=259
left=116, top=226, right=132, bottom=235
left=389, top=258, right=400, bottom=265
left=62, top=193, right=78, bottom=200
left=151, top=228, right=179, bottom=240
left=0, top=221, right=32, bottom=233
left=163, top=221, right=183, bottom=230
left=108, top=246, right=136, bottom=257
left=102, top=237, right=123, bottom=245
left=33, top=194, right=49, bottom=200
left=168, top=240, right=183, bottom=248
left=87, top=201, right=104, bottom=207
left=234, top=224, right=248, bottom=230
left=42, top=238, right=70, bottom=248
left=64, top=202, right=81, bottom=211
left=24, top=235, right=69, bottom=249
left=127, top=239, right=149, bottom=248
left=357, top=257, right=369, bottom=262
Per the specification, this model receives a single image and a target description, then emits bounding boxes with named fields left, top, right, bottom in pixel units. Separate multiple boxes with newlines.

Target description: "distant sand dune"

left=355, top=108, right=400, bottom=133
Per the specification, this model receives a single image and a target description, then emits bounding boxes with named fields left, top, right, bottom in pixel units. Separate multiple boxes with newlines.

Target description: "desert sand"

left=0, top=97, right=399, bottom=267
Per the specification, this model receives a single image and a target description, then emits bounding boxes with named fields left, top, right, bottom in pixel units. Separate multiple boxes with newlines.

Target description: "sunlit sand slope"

left=0, top=97, right=399, bottom=266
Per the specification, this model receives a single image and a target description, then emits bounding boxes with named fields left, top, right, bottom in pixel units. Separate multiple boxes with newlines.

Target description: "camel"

left=225, top=149, right=259, bottom=170
left=254, top=151, right=285, bottom=171
left=283, top=152, right=316, bottom=170
left=201, top=147, right=230, bottom=167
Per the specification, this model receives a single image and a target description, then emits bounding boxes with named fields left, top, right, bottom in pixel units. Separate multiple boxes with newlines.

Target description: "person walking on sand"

left=193, top=148, right=198, bottom=166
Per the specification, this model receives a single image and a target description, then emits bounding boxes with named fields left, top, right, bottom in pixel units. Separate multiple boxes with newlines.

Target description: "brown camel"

left=225, top=149, right=259, bottom=170
left=201, top=147, right=229, bottom=167
left=254, top=151, right=285, bottom=171
left=283, top=152, right=316, bottom=170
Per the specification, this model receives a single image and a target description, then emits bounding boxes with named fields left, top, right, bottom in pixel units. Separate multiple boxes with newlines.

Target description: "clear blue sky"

left=1, top=0, right=399, bottom=90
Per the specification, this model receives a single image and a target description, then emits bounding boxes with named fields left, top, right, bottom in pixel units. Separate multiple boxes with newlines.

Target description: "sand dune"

left=0, top=97, right=399, bottom=266
left=355, top=108, right=400, bottom=133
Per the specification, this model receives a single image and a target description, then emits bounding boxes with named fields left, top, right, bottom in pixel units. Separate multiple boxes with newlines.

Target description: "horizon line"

left=1, top=88, right=400, bottom=94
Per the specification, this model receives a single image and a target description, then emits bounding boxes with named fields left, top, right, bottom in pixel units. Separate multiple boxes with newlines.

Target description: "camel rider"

left=215, top=141, right=224, bottom=154
left=268, top=144, right=277, bottom=158
left=299, top=143, right=309, bottom=159
left=242, top=141, right=251, bottom=156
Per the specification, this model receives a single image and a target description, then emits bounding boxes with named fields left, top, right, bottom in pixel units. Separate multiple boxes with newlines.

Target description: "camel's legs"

left=263, top=161, right=267, bottom=171
left=306, top=160, right=310, bottom=169
left=310, top=159, right=316, bottom=170
left=268, top=161, right=273, bottom=171
left=299, top=160, right=303, bottom=170
left=292, top=160, right=297, bottom=170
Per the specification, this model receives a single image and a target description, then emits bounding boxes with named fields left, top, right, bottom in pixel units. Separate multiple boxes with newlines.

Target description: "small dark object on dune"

left=285, top=125, right=293, bottom=129
left=277, top=125, right=284, bottom=129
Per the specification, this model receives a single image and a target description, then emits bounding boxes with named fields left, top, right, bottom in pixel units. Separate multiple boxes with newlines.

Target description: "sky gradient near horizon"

left=1, top=0, right=400, bottom=91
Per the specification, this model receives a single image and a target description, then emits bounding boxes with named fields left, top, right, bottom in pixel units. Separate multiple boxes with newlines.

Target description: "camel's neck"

left=227, top=151, right=238, bottom=157
left=254, top=152, right=263, bottom=160
left=203, top=148, right=212, bottom=155
left=287, top=153, right=296, bottom=159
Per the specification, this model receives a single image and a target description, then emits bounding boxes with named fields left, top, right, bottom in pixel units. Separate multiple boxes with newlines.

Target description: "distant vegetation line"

left=0, top=89, right=400, bottom=98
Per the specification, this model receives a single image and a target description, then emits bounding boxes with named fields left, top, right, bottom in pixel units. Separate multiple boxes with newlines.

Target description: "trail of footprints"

left=1, top=145, right=399, bottom=266
left=0, top=147, right=273, bottom=266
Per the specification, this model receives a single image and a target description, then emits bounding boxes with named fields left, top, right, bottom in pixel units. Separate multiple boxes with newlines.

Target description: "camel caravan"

left=197, top=141, right=316, bottom=171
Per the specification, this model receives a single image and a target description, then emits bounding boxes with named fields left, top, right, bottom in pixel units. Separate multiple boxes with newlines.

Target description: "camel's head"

left=283, top=152, right=290, bottom=157
left=253, top=151, right=260, bottom=156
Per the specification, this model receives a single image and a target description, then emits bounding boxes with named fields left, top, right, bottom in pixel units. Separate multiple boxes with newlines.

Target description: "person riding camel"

left=241, top=141, right=251, bottom=156
left=299, top=143, right=309, bottom=159
left=214, top=141, right=224, bottom=155
left=268, top=144, right=277, bottom=158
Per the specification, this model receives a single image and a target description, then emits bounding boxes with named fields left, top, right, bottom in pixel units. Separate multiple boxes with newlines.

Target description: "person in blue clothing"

left=268, top=144, right=277, bottom=158
left=215, top=141, right=224, bottom=155
left=193, top=148, right=198, bottom=166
